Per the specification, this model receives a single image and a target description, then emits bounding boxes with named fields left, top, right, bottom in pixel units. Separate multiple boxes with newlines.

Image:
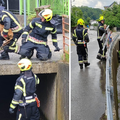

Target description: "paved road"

left=71, top=30, right=106, bottom=120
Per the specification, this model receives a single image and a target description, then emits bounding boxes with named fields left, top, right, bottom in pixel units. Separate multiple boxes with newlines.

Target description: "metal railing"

left=62, top=15, right=69, bottom=61
left=106, top=33, right=119, bottom=120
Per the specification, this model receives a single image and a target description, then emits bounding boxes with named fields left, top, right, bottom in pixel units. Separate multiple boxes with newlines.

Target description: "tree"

left=80, top=6, right=102, bottom=20
left=102, top=3, right=120, bottom=29
left=71, top=6, right=83, bottom=27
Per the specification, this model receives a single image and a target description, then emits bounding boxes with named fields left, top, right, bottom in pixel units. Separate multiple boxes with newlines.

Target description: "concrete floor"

left=0, top=33, right=69, bottom=75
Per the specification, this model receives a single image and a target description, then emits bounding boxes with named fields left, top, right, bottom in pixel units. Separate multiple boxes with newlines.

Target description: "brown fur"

left=0, top=24, right=13, bottom=39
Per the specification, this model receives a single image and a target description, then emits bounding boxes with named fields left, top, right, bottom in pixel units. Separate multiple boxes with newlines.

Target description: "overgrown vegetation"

left=27, top=13, right=37, bottom=24
left=62, top=49, right=69, bottom=62
left=71, top=6, right=102, bottom=27
left=71, top=6, right=83, bottom=27
left=80, top=6, right=102, bottom=20
left=102, top=2, right=120, bottom=29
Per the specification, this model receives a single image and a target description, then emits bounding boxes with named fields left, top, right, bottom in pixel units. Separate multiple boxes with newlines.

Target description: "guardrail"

left=62, top=15, right=69, bottom=61
left=106, top=34, right=119, bottom=120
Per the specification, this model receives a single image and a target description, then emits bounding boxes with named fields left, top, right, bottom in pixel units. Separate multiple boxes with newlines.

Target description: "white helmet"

left=38, top=9, right=53, bottom=21
left=17, top=58, right=32, bottom=71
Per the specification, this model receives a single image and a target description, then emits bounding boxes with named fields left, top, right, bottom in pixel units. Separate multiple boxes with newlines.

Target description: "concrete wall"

left=36, top=74, right=57, bottom=120
left=0, top=61, right=58, bottom=75
left=111, top=36, right=120, bottom=119
left=56, top=63, right=69, bottom=120
left=16, top=15, right=25, bottom=27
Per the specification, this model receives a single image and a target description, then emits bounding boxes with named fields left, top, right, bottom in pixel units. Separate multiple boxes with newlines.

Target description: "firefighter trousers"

left=76, top=45, right=88, bottom=64
left=19, top=40, right=52, bottom=61
left=16, top=102, right=40, bottom=120
left=0, top=29, right=23, bottom=58
left=97, top=39, right=107, bottom=58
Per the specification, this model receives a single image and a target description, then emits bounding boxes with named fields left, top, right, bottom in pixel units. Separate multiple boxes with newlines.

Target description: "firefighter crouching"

left=18, top=9, right=60, bottom=60
left=9, top=58, right=40, bottom=120
left=96, top=16, right=107, bottom=60
left=72, top=18, right=90, bottom=69
left=0, top=6, right=23, bottom=60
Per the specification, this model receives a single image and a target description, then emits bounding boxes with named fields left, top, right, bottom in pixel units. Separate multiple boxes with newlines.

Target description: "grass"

left=61, top=51, right=69, bottom=62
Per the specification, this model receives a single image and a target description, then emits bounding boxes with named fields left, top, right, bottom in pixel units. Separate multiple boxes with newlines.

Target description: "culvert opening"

left=0, top=73, right=57, bottom=120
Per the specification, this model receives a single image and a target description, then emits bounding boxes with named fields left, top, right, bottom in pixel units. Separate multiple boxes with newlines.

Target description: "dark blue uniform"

left=97, top=22, right=106, bottom=60
left=0, top=9, right=23, bottom=59
left=19, top=18, right=58, bottom=60
left=10, top=70, right=40, bottom=120
left=72, top=25, right=90, bottom=68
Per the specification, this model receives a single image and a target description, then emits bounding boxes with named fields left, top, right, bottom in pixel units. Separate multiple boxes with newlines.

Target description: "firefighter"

left=0, top=6, right=23, bottom=60
left=19, top=9, right=60, bottom=60
left=9, top=58, right=40, bottom=120
left=96, top=16, right=107, bottom=60
left=72, top=18, right=90, bottom=69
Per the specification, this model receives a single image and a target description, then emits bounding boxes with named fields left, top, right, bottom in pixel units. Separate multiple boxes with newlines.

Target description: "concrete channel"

left=0, top=33, right=69, bottom=120
left=0, top=62, right=69, bottom=120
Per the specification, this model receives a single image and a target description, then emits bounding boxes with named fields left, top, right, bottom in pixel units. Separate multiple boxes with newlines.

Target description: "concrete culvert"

left=0, top=73, right=57, bottom=120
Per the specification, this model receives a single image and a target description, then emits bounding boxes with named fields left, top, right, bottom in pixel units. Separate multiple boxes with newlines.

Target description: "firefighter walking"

left=19, top=9, right=60, bottom=60
left=72, top=18, right=90, bottom=69
left=9, top=58, right=40, bottom=120
left=96, top=16, right=107, bottom=60
left=0, top=6, right=23, bottom=60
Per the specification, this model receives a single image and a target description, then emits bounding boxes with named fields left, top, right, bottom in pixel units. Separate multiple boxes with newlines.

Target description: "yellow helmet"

left=77, top=18, right=85, bottom=25
left=17, top=58, right=32, bottom=71
left=38, top=9, right=53, bottom=21
left=99, top=16, right=104, bottom=21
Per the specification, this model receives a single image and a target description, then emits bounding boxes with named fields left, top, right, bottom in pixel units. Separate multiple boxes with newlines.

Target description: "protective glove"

left=54, top=46, right=60, bottom=52
left=22, top=38, right=26, bottom=44
left=9, top=108, right=14, bottom=114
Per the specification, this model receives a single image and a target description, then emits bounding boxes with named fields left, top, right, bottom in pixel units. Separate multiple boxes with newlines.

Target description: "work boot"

left=101, top=57, right=106, bottom=61
left=96, top=55, right=101, bottom=60
left=0, top=51, right=9, bottom=60
left=79, top=64, right=83, bottom=69
left=85, top=62, right=90, bottom=67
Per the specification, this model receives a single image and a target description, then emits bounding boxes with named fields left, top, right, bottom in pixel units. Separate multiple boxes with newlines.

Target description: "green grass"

left=61, top=51, right=69, bottom=62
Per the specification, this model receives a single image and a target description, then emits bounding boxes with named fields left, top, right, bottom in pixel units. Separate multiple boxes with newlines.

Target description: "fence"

left=19, top=0, right=69, bottom=16
left=62, top=15, right=69, bottom=61
left=106, top=34, right=119, bottom=120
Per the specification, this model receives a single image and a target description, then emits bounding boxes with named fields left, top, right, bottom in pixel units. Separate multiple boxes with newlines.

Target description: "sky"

left=72, top=0, right=120, bottom=9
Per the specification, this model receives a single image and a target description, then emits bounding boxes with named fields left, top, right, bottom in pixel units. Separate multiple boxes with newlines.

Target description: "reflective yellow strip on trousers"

left=26, top=99, right=36, bottom=103
left=28, top=38, right=46, bottom=45
left=18, top=114, right=22, bottom=120
left=19, top=98, right=35, bottom=104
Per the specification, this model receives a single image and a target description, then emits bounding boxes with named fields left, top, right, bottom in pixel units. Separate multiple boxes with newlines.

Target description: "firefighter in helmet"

left=72, top=18, right=90, bottom=69
left=9, top=58, right=40, bottom=120
left=0, top=6, right=23, bottom=60
left=18, top=9, right=60, bottom=60
left=96, top=16, right=107, bottom=60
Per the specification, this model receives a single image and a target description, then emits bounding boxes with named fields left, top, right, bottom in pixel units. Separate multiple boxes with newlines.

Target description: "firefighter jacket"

left=97, top=22, right=105, bottom=39
left=72, top=25, right=89, bottom=45
left=0, top=9, right=23, bottom=35
left=22, top=18, right=58, bottom=47
left=10, top=70, right=40, bottom=109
